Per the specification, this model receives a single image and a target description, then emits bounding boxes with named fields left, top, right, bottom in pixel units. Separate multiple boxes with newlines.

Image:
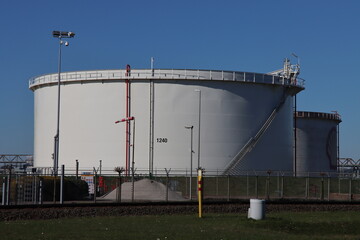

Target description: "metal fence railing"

left=29, top=69, right=305, bottom=89
left=1, top=169, right=360, bottom=206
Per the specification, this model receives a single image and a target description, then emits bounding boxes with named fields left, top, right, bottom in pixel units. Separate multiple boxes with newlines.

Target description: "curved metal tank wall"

left=295, top=111, right=341, bottom=175
left=29, top=69, right=303, bottom=174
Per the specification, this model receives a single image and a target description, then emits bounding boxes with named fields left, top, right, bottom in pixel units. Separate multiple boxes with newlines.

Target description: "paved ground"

left=100, top=178, right=187, bottom=202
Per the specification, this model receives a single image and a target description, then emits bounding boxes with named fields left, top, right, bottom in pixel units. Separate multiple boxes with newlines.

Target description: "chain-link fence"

left=1, top=168, right=360, bottom=205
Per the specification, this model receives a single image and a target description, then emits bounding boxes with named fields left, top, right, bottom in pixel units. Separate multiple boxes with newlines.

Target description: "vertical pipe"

left=131, top=118, right=136, bottom=202
left=190, top=128, right=193, bottom=200
left=125, top=79, right=130, bottom=175
left=125, top=65, right=131, bottom=176
left=132, top=119, right=135, bottom=176
left=149, top=79, right=154, bottom=177
left=195, top=90, right=201, bottom=169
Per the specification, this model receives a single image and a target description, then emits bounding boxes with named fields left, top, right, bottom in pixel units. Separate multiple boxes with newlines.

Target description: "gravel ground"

left=1, top=201, right=360, bottom=221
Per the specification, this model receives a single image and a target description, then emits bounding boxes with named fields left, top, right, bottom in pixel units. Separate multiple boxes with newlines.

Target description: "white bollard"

left=248, top=199, right=265, bottom=220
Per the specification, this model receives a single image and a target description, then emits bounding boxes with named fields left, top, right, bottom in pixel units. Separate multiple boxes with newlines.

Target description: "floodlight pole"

left=52, top=31, right=75, bottom=177
left=53, top=36, right=62, bottom=177
left=185, top=126, right=194, bottom=200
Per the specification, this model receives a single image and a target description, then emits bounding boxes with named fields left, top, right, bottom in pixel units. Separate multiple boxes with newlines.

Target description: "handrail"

left=29, top=69, right=305, bottom=89
left=295, top=111, right=341, bottom=122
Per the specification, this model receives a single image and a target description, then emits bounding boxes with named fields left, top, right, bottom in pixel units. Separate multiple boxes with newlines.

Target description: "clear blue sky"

left=0, top=0, right=359, bottom=159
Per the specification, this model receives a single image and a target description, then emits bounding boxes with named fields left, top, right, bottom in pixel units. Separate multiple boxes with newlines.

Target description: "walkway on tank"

left=29, top=69, right=305, bottom=90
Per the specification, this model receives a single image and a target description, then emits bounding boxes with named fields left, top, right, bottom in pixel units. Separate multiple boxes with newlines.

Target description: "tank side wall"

left=296, top=118, right=339, bottom=174
left=33, top=79, right=295, bottom=174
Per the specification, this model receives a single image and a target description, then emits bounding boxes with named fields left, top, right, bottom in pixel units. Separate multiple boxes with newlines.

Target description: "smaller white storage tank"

left=295, top=111, right=341, bottom=175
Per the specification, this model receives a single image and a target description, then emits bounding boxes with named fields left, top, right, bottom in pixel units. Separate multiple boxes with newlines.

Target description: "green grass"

left=1, top=211, right=360, bottom=240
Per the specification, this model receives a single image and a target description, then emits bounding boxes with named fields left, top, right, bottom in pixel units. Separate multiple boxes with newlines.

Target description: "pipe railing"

left=29, top=69, right=305, bottom=89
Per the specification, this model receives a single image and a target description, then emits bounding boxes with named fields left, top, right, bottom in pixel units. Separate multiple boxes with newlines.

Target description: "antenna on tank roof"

left=151, top=57, right=154, bottom=77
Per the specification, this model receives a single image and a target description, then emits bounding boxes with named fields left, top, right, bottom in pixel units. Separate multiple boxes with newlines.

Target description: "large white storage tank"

left=295, top=111, right=341, bottom=175
left=29, top=69, right=304, bottom=175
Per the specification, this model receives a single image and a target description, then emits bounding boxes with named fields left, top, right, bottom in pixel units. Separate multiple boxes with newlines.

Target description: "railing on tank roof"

left=295, top=111, right=342, bottom=121
left=29, top=69, right=305, bottom=89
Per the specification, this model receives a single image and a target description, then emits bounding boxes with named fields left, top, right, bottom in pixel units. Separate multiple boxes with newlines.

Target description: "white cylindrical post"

left=248, top=199, right=265, bottom=220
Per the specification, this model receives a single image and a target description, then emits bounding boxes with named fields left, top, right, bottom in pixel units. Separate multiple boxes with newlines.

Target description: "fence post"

left=327, top=176, right=330, bottom=201
left=266, top=170, right=272, bottom=200
left=281, top=174, right=284, bottom=199
left=131, top=167, right=135, bottom=202
left=255, top=175, right=258, bottom=199
left=216, top=170, right=219, bottom=197
left=320, top=176, right=324, bottom=201
left=2, top=177, right=6, bottom=205
left=75, top=159, right=79, bottom=180
left=93, top=167, right=97, bottom=204
left=114, top=167, right=124, bottom=203
left=349, top=178, right=352, bottom=202
left=33, top=175, right=37, bottom=204
left=227, top=175, right=230, bottom=202
left=6, top=168, right=11, bottom=205
left=165, top=168, right=171, bottom=202
left=60, top=165, right=65, bottom=204
left=185, top=169, right=188, bottom=200
left=305, top=176, right=309, bottom=199
left=39, top=180, right=43, bottom=205
left=53, top=175, right=57, bottom=204
left=246, top=173, right=249, bottom=198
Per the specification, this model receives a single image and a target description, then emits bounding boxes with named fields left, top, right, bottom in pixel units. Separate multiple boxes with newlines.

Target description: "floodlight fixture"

left=52, top=31, right=75, bottom=38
